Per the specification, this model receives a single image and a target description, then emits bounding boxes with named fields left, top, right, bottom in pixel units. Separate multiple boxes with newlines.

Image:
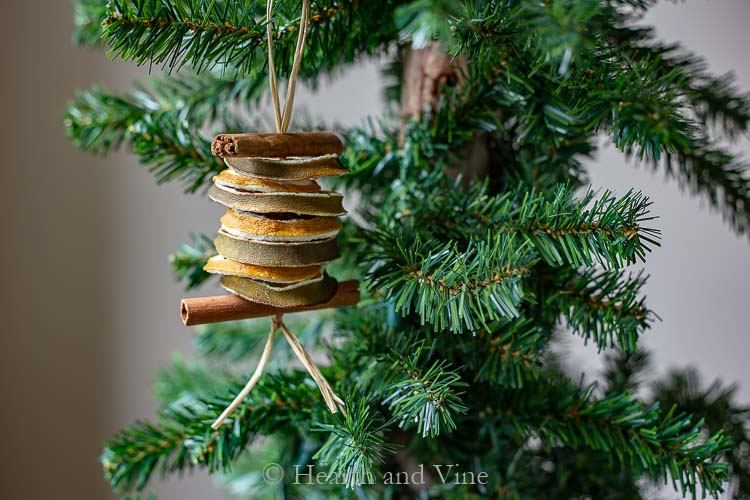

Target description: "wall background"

left=1, top=1, right=747, bottom=498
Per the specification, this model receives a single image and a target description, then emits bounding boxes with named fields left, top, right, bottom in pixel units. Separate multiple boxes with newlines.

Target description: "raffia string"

left=211, top=318, right=277, bottom=429
left=211, top=0, right=345, bottom=429
left=277, top=318, right=345, bottom=412
left=211, top=315, right=344, bottom=429
left=267, top=0, right=310, bottom=134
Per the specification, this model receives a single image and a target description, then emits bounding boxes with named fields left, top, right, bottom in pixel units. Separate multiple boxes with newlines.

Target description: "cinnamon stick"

left=180, top=280, right=360, bottom=326
left=211, top=131, right=343, bottom=158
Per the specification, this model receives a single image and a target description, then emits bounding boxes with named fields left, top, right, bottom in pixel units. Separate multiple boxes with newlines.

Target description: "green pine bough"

left=66, top=0, right=750, bottom=498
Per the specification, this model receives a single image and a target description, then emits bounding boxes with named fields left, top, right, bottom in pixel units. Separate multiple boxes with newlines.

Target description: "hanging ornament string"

left=212, top=317, right=277, bottom=428
left=211, top=0, right=345, bottom=430
left=267, top=0, right=310, bottom=134
left=211, top=315, right=344, bottom=429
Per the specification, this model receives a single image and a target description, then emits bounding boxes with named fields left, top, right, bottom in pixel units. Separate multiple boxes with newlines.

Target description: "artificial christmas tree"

left=66, top=1, right=750, bottom=498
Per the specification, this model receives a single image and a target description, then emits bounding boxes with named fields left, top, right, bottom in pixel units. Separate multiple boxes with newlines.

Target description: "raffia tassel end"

left=210, top=314, right=346, bottom=429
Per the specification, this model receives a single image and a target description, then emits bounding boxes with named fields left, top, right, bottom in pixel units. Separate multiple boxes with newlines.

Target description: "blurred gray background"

left=1, top=1, right=748, bottom=498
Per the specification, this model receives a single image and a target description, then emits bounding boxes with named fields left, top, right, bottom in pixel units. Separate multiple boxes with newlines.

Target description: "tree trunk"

left=400, top=42, right=490, bottom=181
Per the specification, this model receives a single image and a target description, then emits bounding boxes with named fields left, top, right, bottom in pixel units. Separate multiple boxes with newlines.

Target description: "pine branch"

left=389, top=177, right=660, bottom=269
left=580, top=58, right=694, bottom=160
left=395, top=0, right=462, bottom=49
left=368, top=186, right=658, bottom=339
left=449, top=1, right=607, bottom=80
left=313, top=399, right=396, bottom=488
left=496, top=186, right=660, bottom=268
left=517, top=0, right=603, bottom=75
left=339, top=87, right=591, bottom=202
left=169, top=233, right=214, bottom=290
left=602, top=349, right=652, bottom=395
left=495, top=380, right=732, bottom=498
left=384, top=358, right=468, bottom=438
left=65, top=70, right=273, bottom=193
left=337, top=119, right=441, bottom=198
left=366, top=230, right=536, bottom=332
left=662, top=140, right=750, bottom=235
left=653, top=368, right=750, bottom=497
left=152, top=354, right=233, bottom=409
left=64, top=85, right=224, bottom=192
left=445, top=4, right=750, bottom=236
left=102, top=0, right=403, bottom=78
left=531, top=188, right=644, bottom=266
left=73, top=0, right=108, bottom=46
left=211, top=438, right=291, bottom=498
left=582, top=57, right=750, bottom=235
left=148, top=71, right=268, bottom=123
left=584, top=25, right=750, bottom=236
left=557, top=269, right=656, bottom=352
left=469, top=319, right=548, bottom=388
left=341, top=310, right=552, bottom=395
left=426, top=74, right=595, bottom=190
left=103, top=0, right=264, bottom=74
left=102, top=371, right=324, bottom=494
left=335, top=311, right=469, bottom=437
left=688, top=71, right=750, bottom=139
left=450, top=0, right=750, bottom=140
left=605, top=25, right=750, bottom=139
left=607, top=0, right=658, bottom=9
